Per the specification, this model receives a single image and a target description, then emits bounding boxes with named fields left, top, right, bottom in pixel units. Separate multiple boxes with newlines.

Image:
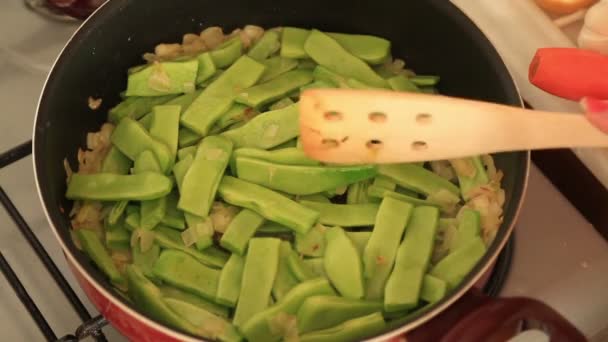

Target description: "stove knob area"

left=578, top=0, right=608, bottom=55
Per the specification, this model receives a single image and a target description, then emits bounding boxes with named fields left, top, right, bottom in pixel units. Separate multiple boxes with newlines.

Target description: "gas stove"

left=1, top=0, right=607, bottom=340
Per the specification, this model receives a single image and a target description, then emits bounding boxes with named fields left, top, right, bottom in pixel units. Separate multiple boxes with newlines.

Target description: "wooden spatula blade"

left=299, top=89, right=608, bottom=165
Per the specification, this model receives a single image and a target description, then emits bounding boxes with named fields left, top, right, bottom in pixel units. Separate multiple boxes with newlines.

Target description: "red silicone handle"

left=398, top=289, right=587, bottom=342
left=529, top=47, right=608, bottom=101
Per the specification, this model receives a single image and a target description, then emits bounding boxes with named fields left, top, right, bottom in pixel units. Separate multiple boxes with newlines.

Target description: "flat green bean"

left=101, top=147, right=132, bottom=174
left=384, top=206, right=439, bottom=312
left=326, top=32, right=390, bottom=65
left=161, top=192, right=185, bottom=230
left=108, top=94, right=176, bottom=123
left=300, top=201, right=379, bottom=227
left=152, top=249, right=221, bottom=302
left=107, top=200, right=129, bottom=226
left=216, top=254, right=245, bottom=307
left=220, top=209, right=265, bottom=255
left=430, top=237, right=486, bottom=288
left=177, top=146, right=196, bottom=161
left=217, top=176, right=319, bottom=234
left=295, top=223, right=326, bottom=257
left=230, top=147, right=320, bottom=174
left=149, top=105, right=181, bottom=159
left=126, top=265, right=199, bottom=335
left=451, top=208, right=481, bottom=252
left=196, top=52, right=217, bottom=85
left=269, top=97, right=295, bottom=111
left=178, top=136, right=233, bottom=217
left=346, top=231, right=372, bottom=256
left=297, top=295, right=383, bottom=333
left=324, top=227, right=364, bottom=299
left=164, top=298, right=243, bottom=342
left=66, top=173, right=172, bottom=201
left=105, top=227, right=129, bottom=251
left=421, top=275, right=447, bottom=303
left=302, top=258, right=325, bottom=278
left=140, top=195, right=166, bottom=230
left=235, top=70, right=313, bottom=108
left=210, top=37, right=243, bottom=68
left=221, top=103, right=300, bottom=150
left=213, top=103, right=253, bottom=132
left=233, top=238, right=281, bottom=327
left=378, top=163, right=460, bottom=197
left=241, top=278, right=336, bottom=342
left=154, top=225, right=228, bottom=268
left=181, top=56, right=265, bottom=135
left=133, top=243, right=160, bottom=280
left=259, top=57, right=299, bottom=83
left=177, top=127, right=202, bottom=148
left=248, top=31, right=280, bottom=61
left=235, top=157, right=376, bottom=195
left=364, top=197, right=413, bottom=300
left=299, top=312, right=386, bottom=342
left=281, top=27, right=310, bottom=59
left=160, top=285, right=229, bottom=318
left=304, top=29, right=387, bottom=88
left=111, top=117, right=172, bottom=173
left=126, top=59, right=198, bottom=96
left=76, top=229, right=125, bottom=287
left=272, top=241, right=300, bottom=301
left=387, top=75, right=421, bottom=92
left=286, top=250, right=315, bottom=282
left=132, top=150, right=161, bottom=174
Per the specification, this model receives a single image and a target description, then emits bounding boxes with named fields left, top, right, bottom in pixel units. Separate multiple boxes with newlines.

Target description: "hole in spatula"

left=324, top=111, right=342, bottom=121
left=321, top=138, right=340, bottom=148
left=366, top=139, right=383, bottom=150
left=412, top=141, right=428, bottom=150
left=368, top=112, right=387, bottom=123
left=416, top=113, right=432, bottom=124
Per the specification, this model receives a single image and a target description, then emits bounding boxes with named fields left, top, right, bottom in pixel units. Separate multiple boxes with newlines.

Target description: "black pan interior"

left=34, top=0, right=527, bottom=339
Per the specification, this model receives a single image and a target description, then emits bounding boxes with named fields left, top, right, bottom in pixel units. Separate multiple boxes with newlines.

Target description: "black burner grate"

left=0, top=140, right=107, bottom=342
left=0, top=139, right=513, bottom=341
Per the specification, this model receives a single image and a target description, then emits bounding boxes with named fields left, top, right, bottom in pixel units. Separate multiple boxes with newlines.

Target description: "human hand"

left=581, top=97, right=608, bottom=133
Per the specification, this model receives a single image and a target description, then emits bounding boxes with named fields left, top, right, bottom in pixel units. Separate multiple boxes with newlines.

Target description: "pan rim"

left=32, top=0, right=531, bottom=340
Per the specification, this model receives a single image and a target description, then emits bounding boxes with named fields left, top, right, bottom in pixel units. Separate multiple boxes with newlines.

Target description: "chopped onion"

left=182, top=33, right=200, bottom=45
left=449, top=158, right=476, bottom=178
left=63, top=158, right=73, bottom=183
left=243, top=25, right=264, bottom=43
left=70, top=230, right=82, bottom=250
left=268, top=312, right=298, bottom=339
left=181, top=227, right=199, bottom=247
left=154, top=43, right=183, bottom=59
left=200, top=26, right=225, bottom=50
left=481, top=154, right=497, bottom=179
left=87, top=96, right=102, bottom=110
left=148, top=62, right=172, bottom=92
left=68, top=200, right=81, bottom=218
left=430, top=160, right=456, bottom=180
left=427, top=189, right=460, bottom=215
left=130, top=229, right=155, bottom=252
left=432, top=221, right=458, bottom=264
left=210, top=202, right=240, bottom=233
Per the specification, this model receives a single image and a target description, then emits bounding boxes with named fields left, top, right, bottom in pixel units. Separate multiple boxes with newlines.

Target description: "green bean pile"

left=66, top=25, right=505, bottom=342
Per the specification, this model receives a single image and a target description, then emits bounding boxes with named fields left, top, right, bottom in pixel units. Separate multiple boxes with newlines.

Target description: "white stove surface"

left=1, top=1, right=607, bottom=340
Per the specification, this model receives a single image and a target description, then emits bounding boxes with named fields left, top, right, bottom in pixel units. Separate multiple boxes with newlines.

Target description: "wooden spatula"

left=298, top=88, right=608, bottom=164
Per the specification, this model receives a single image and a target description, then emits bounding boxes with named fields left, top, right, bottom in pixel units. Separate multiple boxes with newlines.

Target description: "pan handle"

left=397, top=289, right=587, bottom=342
